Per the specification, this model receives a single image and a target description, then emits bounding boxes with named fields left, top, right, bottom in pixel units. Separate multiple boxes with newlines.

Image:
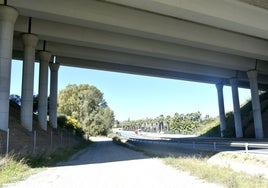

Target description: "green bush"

left=57, top=115, right=84, bottom=137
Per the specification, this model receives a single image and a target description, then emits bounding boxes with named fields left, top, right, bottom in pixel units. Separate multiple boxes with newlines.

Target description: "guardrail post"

left=193, top=141, right=195, bottom=149
left=213, top=142, right=216, bottom=151
left=245, top=143, right=249, bottom=153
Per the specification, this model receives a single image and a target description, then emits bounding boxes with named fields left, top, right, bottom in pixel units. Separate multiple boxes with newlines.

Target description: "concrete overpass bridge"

left=1, top=0, right=268, bottom=138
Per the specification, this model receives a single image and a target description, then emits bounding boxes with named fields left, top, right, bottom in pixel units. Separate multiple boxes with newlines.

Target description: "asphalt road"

left=4, top=137, right=223, bottom=188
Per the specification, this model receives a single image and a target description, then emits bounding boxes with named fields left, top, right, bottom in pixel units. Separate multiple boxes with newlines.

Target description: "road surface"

left=4, top=137, right=223, bottom=188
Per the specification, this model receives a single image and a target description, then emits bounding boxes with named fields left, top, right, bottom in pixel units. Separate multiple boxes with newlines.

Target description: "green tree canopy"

left=58, top=84, right=114, bottom=136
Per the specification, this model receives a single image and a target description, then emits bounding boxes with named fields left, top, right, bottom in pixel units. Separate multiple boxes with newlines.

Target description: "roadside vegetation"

left=0, top=141, right=91, bottom=187
left=10, top=83, right=115, bottom=140
left=58, top=84, right=115, bottom=137
left=163, top=156, right=268, bottom=188
left=0, top=156, right=33, bottom=186
left=119, top=112, right=216, bottom=135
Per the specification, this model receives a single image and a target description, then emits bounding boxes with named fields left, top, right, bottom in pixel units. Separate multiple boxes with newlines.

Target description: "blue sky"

left=10, top=60, right=251, bottom=121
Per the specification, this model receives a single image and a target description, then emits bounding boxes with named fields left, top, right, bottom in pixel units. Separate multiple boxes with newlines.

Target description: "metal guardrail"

left=127, top=136, right=268, bottom=154
left=231, top=142, right=268, bottom=153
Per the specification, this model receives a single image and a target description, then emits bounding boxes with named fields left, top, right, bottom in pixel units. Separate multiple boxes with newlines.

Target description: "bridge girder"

left=2, top=0, right=268, bottom=88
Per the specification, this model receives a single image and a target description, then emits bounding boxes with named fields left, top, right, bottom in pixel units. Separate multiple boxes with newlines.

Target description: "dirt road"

left=4, top=137, right=223, bottom=188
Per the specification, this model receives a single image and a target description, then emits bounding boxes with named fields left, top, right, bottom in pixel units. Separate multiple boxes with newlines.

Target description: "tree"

left=156, top=114, right=164, bottom=132
left=58, top=84, right=114, bottom=136
left=169, top=112, right=202, bottom=134
left=165, top=115, right=172, bottom=132
left=170, top=113, right=180, bottom=132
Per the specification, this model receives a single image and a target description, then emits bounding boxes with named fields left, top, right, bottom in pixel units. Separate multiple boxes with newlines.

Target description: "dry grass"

left=214, top=152, right=268, bottom=168
left=0, top=155, right=38, bottom=186
left=163, top=155, right=268, bottom=188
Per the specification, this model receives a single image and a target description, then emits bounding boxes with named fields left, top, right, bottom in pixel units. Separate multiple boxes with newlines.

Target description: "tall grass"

left=0, top=155, right=35, bottom=186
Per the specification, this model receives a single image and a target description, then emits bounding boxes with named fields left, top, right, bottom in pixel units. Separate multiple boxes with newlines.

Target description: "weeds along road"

left=4, top=137, right=223, bottom=188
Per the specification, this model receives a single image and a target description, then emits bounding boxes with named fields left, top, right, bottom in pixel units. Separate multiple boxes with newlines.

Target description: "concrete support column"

left=247, top=70, right=263, bottom=139
left=49, top=62, right=60, bottom=129
left=38, top=51, right=51, bottom=131
left=230, top=78, right=243, bottom=138
left=216, top=83, right=226, bottom=137
left=21, top=34, right=38, bottom=131
left=0, top=5, right=18, bottom=131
